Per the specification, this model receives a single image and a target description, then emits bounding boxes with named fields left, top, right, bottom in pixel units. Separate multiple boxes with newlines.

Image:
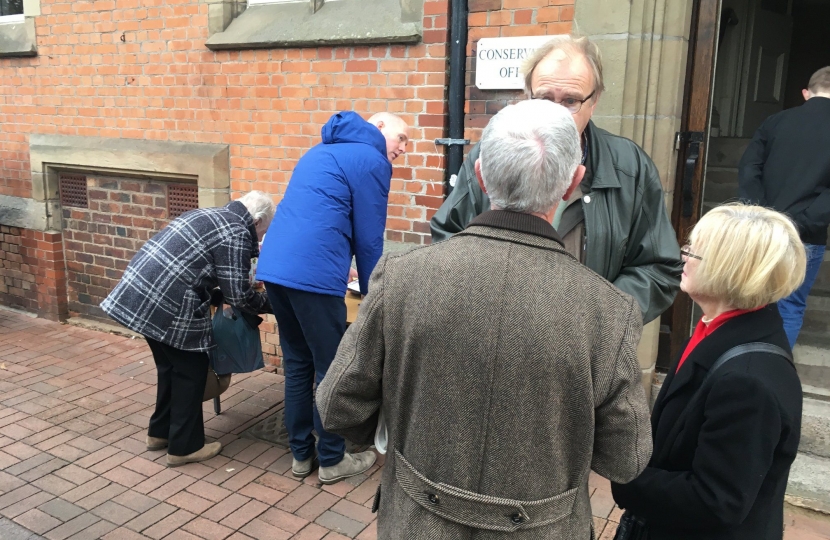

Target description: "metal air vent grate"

left=167, top=184, right=199, bottom=219
left=59, top=174, right=88, bottom=208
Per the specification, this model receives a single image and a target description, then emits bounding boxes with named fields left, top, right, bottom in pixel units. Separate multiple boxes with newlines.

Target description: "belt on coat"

left=394, top=450, right=579, bottom=532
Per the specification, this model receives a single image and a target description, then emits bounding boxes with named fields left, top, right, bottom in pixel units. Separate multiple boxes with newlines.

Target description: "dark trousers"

left=146, top=337, right=209, bottom=456
left=265, top=282, right=346, bottom=467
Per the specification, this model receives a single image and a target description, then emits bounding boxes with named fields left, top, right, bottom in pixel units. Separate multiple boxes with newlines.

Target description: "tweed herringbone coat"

left=317, top=210, right=653, bottom=540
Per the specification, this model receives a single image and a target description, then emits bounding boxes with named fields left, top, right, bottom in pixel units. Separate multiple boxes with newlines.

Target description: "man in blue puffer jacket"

left=257, top=111, right=408, bottom=484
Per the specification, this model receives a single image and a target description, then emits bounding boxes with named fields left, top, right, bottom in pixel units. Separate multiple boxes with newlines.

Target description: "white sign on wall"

left=475, top=35, right=562, bottom=90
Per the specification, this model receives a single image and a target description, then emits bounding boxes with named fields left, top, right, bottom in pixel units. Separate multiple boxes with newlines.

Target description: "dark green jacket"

left=430, top=121, right=682, bottom=323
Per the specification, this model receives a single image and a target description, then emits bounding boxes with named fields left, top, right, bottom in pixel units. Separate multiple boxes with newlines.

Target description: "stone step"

left=704, top=168, right=738, bottom=185
left=799, top=331, right=830, bottom=352
left=801, top=399, right=830, bottom=459
left=794, top=344, right=830, bottom=368
left=707, top=137, right=751, bottom=169
left=803, top=308, right=830, bottom=334
left=787, top=453, right=830, bottom=514
left=801, top=287, right=830, bottom=335
left=702, top=178, right=738, bottom=205
left=796, top=365, right=830, bottom=402
left=652, top=375, right=830, bottom=513
left=812, top=254, right=830, bottom=292
left=652, top=375, right=830, bottom=457
left=803, top=287, right=830, bottom=332
left=701, top=201, right=717, bottom=216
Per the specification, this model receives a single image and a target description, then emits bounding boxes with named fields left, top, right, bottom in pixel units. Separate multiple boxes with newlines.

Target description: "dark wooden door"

left=659, top=0, right=722, bottom=368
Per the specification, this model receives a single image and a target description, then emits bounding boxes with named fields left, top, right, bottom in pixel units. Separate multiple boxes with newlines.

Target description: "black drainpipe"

left=435, top=0, right=469, bottom=196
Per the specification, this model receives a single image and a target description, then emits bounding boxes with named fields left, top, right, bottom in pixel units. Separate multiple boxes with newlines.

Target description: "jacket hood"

left=321, top=111, right=388, bottom=158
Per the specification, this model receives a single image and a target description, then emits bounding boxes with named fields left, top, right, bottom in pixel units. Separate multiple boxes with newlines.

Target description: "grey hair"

left=521, top=35, right=605, bottom=97
left=237, top=191, right=275, bottom=227
left=480, top=100, right=581, bottom=215
left=808, top=66, right=830, bottom=94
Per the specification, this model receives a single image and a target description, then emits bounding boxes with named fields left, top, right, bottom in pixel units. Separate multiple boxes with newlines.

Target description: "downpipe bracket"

left=435, top=138, right=470, bottom=147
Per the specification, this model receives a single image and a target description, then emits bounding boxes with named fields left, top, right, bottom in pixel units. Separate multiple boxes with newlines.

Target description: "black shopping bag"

left=210, top=304, right=265, bottom=376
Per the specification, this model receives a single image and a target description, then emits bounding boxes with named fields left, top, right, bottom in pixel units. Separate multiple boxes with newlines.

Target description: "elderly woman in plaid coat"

left=102, top=191, right=275, bottom=467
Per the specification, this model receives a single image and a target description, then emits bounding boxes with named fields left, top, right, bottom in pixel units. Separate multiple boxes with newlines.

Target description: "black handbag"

left=611, top=342, right=793, bottom=540
left=613, top=511, right=649, bottom=540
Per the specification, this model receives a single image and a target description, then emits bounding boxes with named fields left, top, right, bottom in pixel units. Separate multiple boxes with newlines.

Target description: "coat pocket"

left=393, top=449, right=579, bottom=532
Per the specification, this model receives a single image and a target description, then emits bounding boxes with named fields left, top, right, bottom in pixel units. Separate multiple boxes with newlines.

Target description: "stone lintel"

left=0, top=194, right=49, bottom=230
left=29, top=134, right=230, bottom=197
left=0, top=17, right=37, bottom=58
left=205, top=0, right=421, bottom=51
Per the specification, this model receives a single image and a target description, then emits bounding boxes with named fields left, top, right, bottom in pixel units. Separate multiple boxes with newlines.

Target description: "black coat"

left=611, top=305, right=802, bottom=540
left=738, top=96, right=830, bottom=245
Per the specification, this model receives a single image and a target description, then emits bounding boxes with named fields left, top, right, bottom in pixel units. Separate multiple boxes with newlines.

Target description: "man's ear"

left=803, top=89, right=813, bottom=101
left=376, top=120, right=386, bottom=130
left=475, top=158, right=487, bottom=194
left=563, top=164, right=586, bottom=201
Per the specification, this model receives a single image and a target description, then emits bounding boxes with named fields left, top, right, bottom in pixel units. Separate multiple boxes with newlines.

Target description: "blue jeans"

left=778, top=243, right=826, bottom=348
left=265, top=283, right=346, bottom=467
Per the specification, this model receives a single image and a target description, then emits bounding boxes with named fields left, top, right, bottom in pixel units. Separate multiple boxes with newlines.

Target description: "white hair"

left=237, top=191, right=275, bottom=227
left=480, top=100, right=581, bottom=215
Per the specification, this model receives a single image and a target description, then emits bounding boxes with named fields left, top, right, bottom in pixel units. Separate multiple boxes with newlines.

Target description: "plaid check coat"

left=101, top=200, right=269, bottom=352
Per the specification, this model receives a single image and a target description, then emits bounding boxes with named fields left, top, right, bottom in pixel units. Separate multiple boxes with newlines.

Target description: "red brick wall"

left=465, top=0, right=574, bottom=143
left=58, top=174, right=285, bottom=365
left=0, top=0, right=574, bottom=367
left=62, top=175, right=171, bottom=322
left=0, top=0, right=453, bottom=245
left=0, top=226, right=37, bottom=312
left=0, top=226, right=67, bottom=321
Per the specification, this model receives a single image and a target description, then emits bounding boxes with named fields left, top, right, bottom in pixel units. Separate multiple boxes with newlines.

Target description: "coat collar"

left=227, top=200, right=260, bottom=258
left=584, top=121, right=622, bottom=190
left=465, top=210, right=564, bottom=246
left=804, top=95, right=830, bottom=111
left=660, top=305, right=787, bottom=403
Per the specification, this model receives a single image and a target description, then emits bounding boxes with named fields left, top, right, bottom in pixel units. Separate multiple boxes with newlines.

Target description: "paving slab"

left=0, top=309, right=828, bottom=539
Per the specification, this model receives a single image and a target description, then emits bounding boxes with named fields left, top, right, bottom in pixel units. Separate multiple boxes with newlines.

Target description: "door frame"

left=658, top=0, right=722, bottom=368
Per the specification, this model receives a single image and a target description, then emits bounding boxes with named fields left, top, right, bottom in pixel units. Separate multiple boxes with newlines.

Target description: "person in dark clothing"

left=102, top=191, right=275, bottom=467
left=738, top=66, right=830, bottom=347
left=256, top=111, right=409, bottom=484
left=611, top=204, right=805, bottom=540
left=430, top=35, right=681, bottom=324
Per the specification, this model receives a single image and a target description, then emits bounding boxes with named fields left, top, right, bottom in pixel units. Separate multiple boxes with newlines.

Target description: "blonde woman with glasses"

left=611, top=204, right=805, bottom=540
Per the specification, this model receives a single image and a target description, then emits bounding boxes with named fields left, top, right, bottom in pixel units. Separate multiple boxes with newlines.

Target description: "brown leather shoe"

left=146, top=435, right=168, bottom=451
left=166, top=441, right=222, bottom=467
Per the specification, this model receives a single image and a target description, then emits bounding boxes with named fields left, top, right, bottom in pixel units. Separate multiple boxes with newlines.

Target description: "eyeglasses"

left=533, top=90, right=596, bottom=114
left=680, top=244, right=702, bottom=261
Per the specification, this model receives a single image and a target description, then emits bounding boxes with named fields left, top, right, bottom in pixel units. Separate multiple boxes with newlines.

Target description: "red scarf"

left=676, top=307, right=765, bottom=373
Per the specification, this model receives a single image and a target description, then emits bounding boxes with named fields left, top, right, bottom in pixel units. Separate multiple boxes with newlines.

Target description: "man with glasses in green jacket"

left=431, top=35, right=681, bottom=323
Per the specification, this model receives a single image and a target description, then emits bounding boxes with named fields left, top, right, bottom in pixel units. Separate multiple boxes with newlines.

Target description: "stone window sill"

left=0, top=16, right=37, bottom=58
left=205, top=0, right=421, bottom=51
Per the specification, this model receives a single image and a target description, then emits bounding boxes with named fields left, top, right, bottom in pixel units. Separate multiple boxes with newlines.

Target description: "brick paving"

left=0, top=308, right=828, bottom=539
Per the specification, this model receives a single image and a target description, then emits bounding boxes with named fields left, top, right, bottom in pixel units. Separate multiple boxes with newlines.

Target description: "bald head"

left=368, top=112, right=409, bottom=162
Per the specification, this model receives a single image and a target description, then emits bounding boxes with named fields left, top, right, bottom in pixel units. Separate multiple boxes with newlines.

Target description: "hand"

left=349, top=268, right=358, bottom=281
left=210, top=288, right=224, bottom=307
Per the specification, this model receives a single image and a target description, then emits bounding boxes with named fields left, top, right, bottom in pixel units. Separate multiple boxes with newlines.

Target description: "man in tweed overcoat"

left=317, top=101, right=652, bottom=539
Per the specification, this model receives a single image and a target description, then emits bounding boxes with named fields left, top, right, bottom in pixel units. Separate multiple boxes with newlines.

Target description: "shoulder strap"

left=701, top=342, right=793, bottom=388
left=654, top=342, right=792, bottom=465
